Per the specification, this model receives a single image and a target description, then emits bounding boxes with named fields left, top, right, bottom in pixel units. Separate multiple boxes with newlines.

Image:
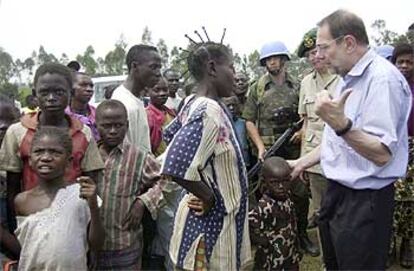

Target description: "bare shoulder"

left=14, top=190, right=32, bottom=216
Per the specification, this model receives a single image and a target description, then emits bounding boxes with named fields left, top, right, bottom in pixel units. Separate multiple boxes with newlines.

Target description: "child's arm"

left=125, top=154, right=166, bottom=226
left=0, top=226, right=20, bottom=259
left=248, top=205, right=269, bottom=247
left=6, top=172, right=22, bottom=226
left=78, top=176, right=105, bottom=251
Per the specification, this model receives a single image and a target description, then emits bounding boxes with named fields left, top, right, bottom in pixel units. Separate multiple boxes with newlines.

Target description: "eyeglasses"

left=316, top=35, right=345, bottom=53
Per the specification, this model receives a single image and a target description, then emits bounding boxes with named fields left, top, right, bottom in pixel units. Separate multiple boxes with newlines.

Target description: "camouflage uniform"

left=243, top=73, right=310, bottom=236
left=298, top=70, right=340, bottom=213
left=243, top=73, right=299, bottom=154
left=393, top=137, right=414, bottom=239
left=249, top=194, right=302, bottom=270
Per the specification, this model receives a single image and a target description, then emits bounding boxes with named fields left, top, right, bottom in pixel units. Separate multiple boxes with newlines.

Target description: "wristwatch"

left=335, top=118, right=353, bottom=136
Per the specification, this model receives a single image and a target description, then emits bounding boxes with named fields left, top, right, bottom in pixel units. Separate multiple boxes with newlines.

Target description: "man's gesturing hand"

left=315, top=89, right=352, bottom=131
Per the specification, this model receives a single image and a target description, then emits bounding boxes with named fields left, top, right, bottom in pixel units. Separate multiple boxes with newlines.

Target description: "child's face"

left=222, top=97, right=240, bottom=118
left=29, top=135, right=71, bottom=181
left=72, top=74, right=94, bottom=104
left=149, top=79, right=169, bottom=107
left=263, top=169, right=291, bottom=200
left=0, top=103, right=16, bottom=145
left=35, top=73, right=70, bottom=115
left=96, top=108, right=128, bottom=148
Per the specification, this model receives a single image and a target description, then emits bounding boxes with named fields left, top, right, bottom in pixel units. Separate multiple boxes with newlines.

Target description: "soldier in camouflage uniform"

left=243, top=41, right=320, bottom=256
left=249, top=157, right=302, bottom=270
left=296, top=28, right=340, bottom=229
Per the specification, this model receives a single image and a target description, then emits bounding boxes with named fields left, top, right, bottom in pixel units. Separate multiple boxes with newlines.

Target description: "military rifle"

left=247, top=118, right=304, bottom=180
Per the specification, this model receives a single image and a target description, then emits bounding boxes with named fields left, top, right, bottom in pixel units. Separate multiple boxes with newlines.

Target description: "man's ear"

left=345, top=35, right=357, bottom=53
left=207, top=60, right=217, bottom=77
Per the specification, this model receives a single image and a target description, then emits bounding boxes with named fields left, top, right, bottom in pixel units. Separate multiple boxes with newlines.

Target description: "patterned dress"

left=249, top=194, right=301, bottom=271
left=161, top=96, right=251, bottom=270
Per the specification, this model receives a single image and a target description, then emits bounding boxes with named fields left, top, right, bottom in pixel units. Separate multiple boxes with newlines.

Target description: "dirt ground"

left=299, top=229, right=413, bottom=271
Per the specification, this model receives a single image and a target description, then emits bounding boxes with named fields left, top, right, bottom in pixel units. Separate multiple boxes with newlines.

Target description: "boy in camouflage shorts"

left=249, top=157, right=302, bottom=270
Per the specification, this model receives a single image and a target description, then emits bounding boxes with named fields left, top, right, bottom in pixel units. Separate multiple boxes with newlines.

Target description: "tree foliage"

left=371, top=19, right=413, bottom=46
left=141, top=26, right=153, bottom=45
left=1, top=20, right=412, bottom=103
left=76, top=45, right=98, bottom=75
left=103, top=35, right=127, bottom=75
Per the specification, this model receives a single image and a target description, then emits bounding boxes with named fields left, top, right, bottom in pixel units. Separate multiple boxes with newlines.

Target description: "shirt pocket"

left=305, top=132, right=320, bottom=149
left=303, top=96, right=320, bottom=120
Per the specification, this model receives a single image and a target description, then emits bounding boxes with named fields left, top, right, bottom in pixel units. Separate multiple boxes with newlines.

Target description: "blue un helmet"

left=259, top=41, right=290, bottom=66
left=374, top=45, right=394, bottom=61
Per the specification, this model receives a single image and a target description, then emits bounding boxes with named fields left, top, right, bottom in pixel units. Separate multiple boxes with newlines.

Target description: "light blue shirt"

left=321, top=49, right=412, bottom=189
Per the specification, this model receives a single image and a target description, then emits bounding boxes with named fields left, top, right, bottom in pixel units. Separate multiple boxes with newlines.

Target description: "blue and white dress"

left=161, top=96, right=252, bottom=270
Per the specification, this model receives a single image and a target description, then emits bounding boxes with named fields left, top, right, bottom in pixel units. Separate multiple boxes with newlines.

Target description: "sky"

left=0, top=0, right=412, bottom=61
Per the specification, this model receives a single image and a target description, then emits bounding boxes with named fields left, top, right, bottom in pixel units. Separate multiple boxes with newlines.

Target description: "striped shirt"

left=161, top=97, right=251, bottom=270
left=97, top=140, right=164, bottom=251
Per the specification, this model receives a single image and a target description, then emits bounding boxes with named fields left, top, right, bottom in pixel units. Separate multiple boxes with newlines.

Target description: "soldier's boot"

left=400, top=238, right=413, bottom=269
left=386, top=237, right=396, bottom=268
left=299, top=233, right=320, bottom=257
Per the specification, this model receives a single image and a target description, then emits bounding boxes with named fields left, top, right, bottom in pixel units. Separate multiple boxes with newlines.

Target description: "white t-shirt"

left=112, top=84, right=151, bottom=152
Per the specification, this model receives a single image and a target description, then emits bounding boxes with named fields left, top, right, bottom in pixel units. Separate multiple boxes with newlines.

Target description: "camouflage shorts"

left=393, top=201, right=414, bottom=239
left=391, top=137, right=414, bottom=241
left=394, top=137, right=414, bottom=202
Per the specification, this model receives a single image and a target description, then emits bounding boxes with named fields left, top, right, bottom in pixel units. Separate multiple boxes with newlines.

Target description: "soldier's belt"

left=259, top=127, right=289, bottom=136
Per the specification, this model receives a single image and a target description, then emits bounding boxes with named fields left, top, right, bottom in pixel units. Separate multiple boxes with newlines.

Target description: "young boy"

left=95, top=100, right=165, bottom=270
left=0, top=63, right=104, bottom=230
left=21, top=95, right=39, bottom=115
left=0, top=95, right=20, bottom=263
left=14, top=126, right=104, bottom=270
left=222, top=95, right=251, bottom=167
left=146, top=77, right=176, bottom=157
left=249, top=157, right=301, bottom=271
left=65, top=71, right=99, bottom=141
left=164, top=69, right=182, bottom=111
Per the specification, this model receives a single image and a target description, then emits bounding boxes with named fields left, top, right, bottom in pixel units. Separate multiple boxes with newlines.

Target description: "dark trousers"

left=318, top=181, right=394, bottom=270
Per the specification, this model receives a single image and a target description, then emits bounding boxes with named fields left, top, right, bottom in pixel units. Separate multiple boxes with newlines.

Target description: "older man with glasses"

left=289, top=9, right=412, bottom=270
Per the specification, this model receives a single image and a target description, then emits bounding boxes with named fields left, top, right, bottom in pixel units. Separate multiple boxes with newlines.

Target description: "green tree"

left=0, top=82, right=18, bottom=99
left=96, top=57, right=106, bottom=75
left=76, top=45, right=98, bottom=75
left=59, top=53, right=69, bottom=65
left=0, top=48, right=15, bottom=85
left=287, top=55, right=311, bottom=83
left=104, top=35, right=127, bottom=75
left=157, top=39, right=169, bottom=68
left=141, top=26, right=153, bottom=45
left=36, top=45, right=58, bottom=65
left=169, top=45, right=191, bottom=81
left=245, top=50, right=263, bottom=82
left=371, top=20, right=399, bottom=46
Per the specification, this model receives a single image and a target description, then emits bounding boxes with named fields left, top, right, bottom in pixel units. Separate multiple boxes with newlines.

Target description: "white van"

left=90, top=75, right=126, bottom=106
